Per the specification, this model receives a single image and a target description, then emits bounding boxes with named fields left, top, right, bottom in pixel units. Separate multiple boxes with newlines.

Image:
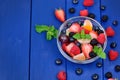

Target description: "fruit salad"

left=58, top=17, right=107, bottom=62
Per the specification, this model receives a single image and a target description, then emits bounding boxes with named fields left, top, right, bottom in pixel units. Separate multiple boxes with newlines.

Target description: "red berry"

left=66, top=43, right=75, bottom=57
left=55, top=8, right=65, bottom=22
left=83, top=0, right=94, bottom=7
left=57, top=71, right=66, bottom=80
left=70, top=45, right=81, bottom=55
left=62, top=43, right=68, bottom=52
left=82, top=44, right=93, bottom=58
left=80, top=9, right=89, bottom=16
left=69, top=23, right=81, bottom=33
left=106, top=26, right=115, bottom=37
left=108, top=50, right=119, bottom=61
left=97, top=33, right=106, bottom=44
left=89, top=31, right=98, bottom=39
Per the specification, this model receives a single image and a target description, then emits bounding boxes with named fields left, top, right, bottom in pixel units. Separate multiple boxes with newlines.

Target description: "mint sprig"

left=93, top=46, right=106, bottom=59
left=35, top=25, right=58, bottom=40
left=73, top=30, right=91, bottom=40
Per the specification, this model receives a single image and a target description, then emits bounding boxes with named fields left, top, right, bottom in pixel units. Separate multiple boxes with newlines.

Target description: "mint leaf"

left=98, top=52, right=106, bottom=59
left=53, top=29, right=58, bottom=38
left=35, top=25, right=49, bottom=33
left=46, top=32, right=52, bottom=40
left=85, top=34, right=91, bottom=39
left=93, top=46, right=98, bottom=53
left=49, top=26, right=55, bottom=32
left=73, top=33, right=81, bottom=39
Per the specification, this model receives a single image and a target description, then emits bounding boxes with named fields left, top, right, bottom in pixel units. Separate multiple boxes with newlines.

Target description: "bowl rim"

left=57, top=16, right=107, bottom=64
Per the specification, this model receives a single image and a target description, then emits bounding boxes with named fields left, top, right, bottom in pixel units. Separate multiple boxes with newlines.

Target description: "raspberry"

left=106, top=26, right=115, bottom=37
left=57, top=71, right=66, bottom=80
left=83, top=0, right=94, bottom=7
left=108, top=50, right=119, bottom=61
left=80, top=9, right=89, bottom=16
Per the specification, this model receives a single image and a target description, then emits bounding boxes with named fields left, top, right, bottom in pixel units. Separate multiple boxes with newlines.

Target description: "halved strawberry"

left=70, top=45, right=81, bottom=55
left=73, top=53, right=86, bottom=61
left=69, top=23, right=81, bottom=33
left=66, top=43, right=75, bottom=57
left=62, top=43, right=68, bottom=52
left=89, top=31, right=98, bottom=39
left=82, top=44, right=93, bottom=59
left=97, top=33, right=106, bottom=44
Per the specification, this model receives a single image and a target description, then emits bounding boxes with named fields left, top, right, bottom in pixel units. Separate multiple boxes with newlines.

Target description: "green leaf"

left=49, top=26, right=55, bottom=32
left=53, top=29, right=58, bottom=38
left=98, top=52, right=106, bottom=59
left=46, top=32, right=52, bottom=40
left=73, top=33, right=81, bottom=39
left=35, top=25, right=49, bottom=33
left=85, top=34, right=91, bottom=39
left=93, top=46, right=98, bottom=53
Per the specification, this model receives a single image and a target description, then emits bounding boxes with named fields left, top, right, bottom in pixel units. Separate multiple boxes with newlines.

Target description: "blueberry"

left=105, top=72, right=112, bottom=79
left=100, top=5, right=106, bottom=10
left=89, top=52, right=97, bottom=58
left=90, top=39, right=98, bottom=46
left=112, top=20, right=118, bottom=26
left=55, top=58, right=62, bottom=65
left=93, top=26, right=100, bottom=31
left=96, top=62, right=102, bottom=68
left=72, top=0, right=79, bottom=4
left=59, top=35, right=69, bottom=43
left=69, top=32, right=75, bottom=37
left=97, top=30, right=104, bottom=35
left=75, top=41, right=81, bottom=47
left=69, top=7, right=75, bottom=14
left=101, top=15, right=108, bottom=22
left=67, top=22, right=72, bottom=28
left=91, top=73, right=99, bottom=80
left=110, top=42, right=117, bottom=48
left=75, top=68, right=83, bottom=75
left=69, top=37, right=75, bottom=42
left=115, top=65, right=120, bottom=72
left=61, top=29, right=66, bottom=34
left=88, top=13, right=96, bottom=19
left=78, top=21, right=83, bottom=26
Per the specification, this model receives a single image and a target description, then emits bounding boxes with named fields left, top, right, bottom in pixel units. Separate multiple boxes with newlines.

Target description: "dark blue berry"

left=115, top=65, right=120, bottom=72
left=89, top=52, right=97, bottom=58
left=101, top=15, right=108, bottom=22
left=69, top=32, right=75, bottom=37
left=75, top=41, right=81, bottom=47
left=72, top=0, right=79, bottom=4
left=78, top=21, right=83, bottom=26
left=88, top=13, right=96, bottom=19
left=93, top=26, right=100, bottom=31
left=55, top=58, right=62, bottom=65
left=67, top=23, right=72, bottom=28
left=61, top=29, right=66, bottom=34
left=112, top=20, right=118, bottom=26
left=69, top=7, right=75, bottom=14
left=101, top=5, right=106, bottom=10
left=75, top=68, right=83, bottom=75
left=105, top=72, right=112, bottom=79
left=91, top=73, right=99, bottom=80
left=90, top=39, right=98, bottom=46
left=110, top=42, right=117, bottom=48
left=96, top=62, right=102, bottom=68
left=59, top=35, right=69, bottom=43
left=69, top=37, right=75, bottom=42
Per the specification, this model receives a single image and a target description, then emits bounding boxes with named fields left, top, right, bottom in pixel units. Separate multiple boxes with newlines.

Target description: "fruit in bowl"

left=57, top=16, right=107, bottom=64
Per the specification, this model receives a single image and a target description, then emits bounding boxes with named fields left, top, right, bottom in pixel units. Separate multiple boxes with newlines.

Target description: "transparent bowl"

left=57, top=16, right=107, bottom=64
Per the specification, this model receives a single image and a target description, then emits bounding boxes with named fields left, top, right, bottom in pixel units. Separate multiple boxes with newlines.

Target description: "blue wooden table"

left=0, top=0, right=120, bottom=80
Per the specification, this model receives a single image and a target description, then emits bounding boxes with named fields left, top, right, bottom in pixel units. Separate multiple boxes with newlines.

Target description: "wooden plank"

left=30, top=0, right=66, bottom=80
left=66, top=0, right=103, bottom=80
left=101, top=0, right=120, bottom=79
left=0, top=0, right=30, bottom=80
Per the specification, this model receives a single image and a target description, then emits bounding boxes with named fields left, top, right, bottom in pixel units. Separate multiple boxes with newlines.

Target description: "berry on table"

left=105, top=26, right=115, bottom=37
left=89, top=52, right=97, bottom=58
left=112, top=20, right=118, bottom=26
left=88, top=13, right=96, bottom=19
left=55, top=58, right=62, bottom=65
left=96, top=62, right=102, bottom=68
left=80, top=9, right=89, bottom=16
left=105, top=72, right=112, bottom=79
left=57, top=71, right=66, bottom=80
left=91, top=73, right=99, bottom=80
left=114, top=65, right=120, bottom=72
left=110, top=42, right=117, bottom=48
left=69, top=7, right=75, bottom=14
left=100, top=5, right=106, bottom=10
left=72, top=0, right=79, bottom=4
left=108, top=50, right=119, bottom=61
left=83, top=0, right=94, bottom=7
left=101, top=15, right=108, bottom=22
left=75, top=68, right=83, bottom=75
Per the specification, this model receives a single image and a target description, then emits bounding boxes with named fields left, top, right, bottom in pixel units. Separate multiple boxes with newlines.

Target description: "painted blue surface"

left=0, top=0, right=120, bottom=80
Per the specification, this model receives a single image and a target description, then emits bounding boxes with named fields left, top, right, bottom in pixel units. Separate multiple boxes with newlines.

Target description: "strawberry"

left=55, top=8, right=65, bottom=22
left=70, top=45, right=81, bottom=55
left=69, top=23, right=81, bottom=33
left=80, top=9, right=89, bottom=16
left=105, top=26, right=115, bottom=37
left=108, top=78, right=117, bottom=80
left=62, top=43, right=68, bottom=52
left=57, top=71, right=66, bottom=80
left=83, top=0, right=94, bottom=7
left=97, top=33, right=106, bottom=44
left=66, top=43, right=75, bottom=57
left=89, top=31, right=98, bottom=39
left=108, top=50, right=119, bottom=61
left=73, top=53, right=86, bottom=61
left=82, top=44, right=93, bottom=58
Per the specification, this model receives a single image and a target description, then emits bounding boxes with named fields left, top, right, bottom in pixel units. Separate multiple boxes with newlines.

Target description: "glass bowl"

left=57, top=16, right=107, bottom=64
